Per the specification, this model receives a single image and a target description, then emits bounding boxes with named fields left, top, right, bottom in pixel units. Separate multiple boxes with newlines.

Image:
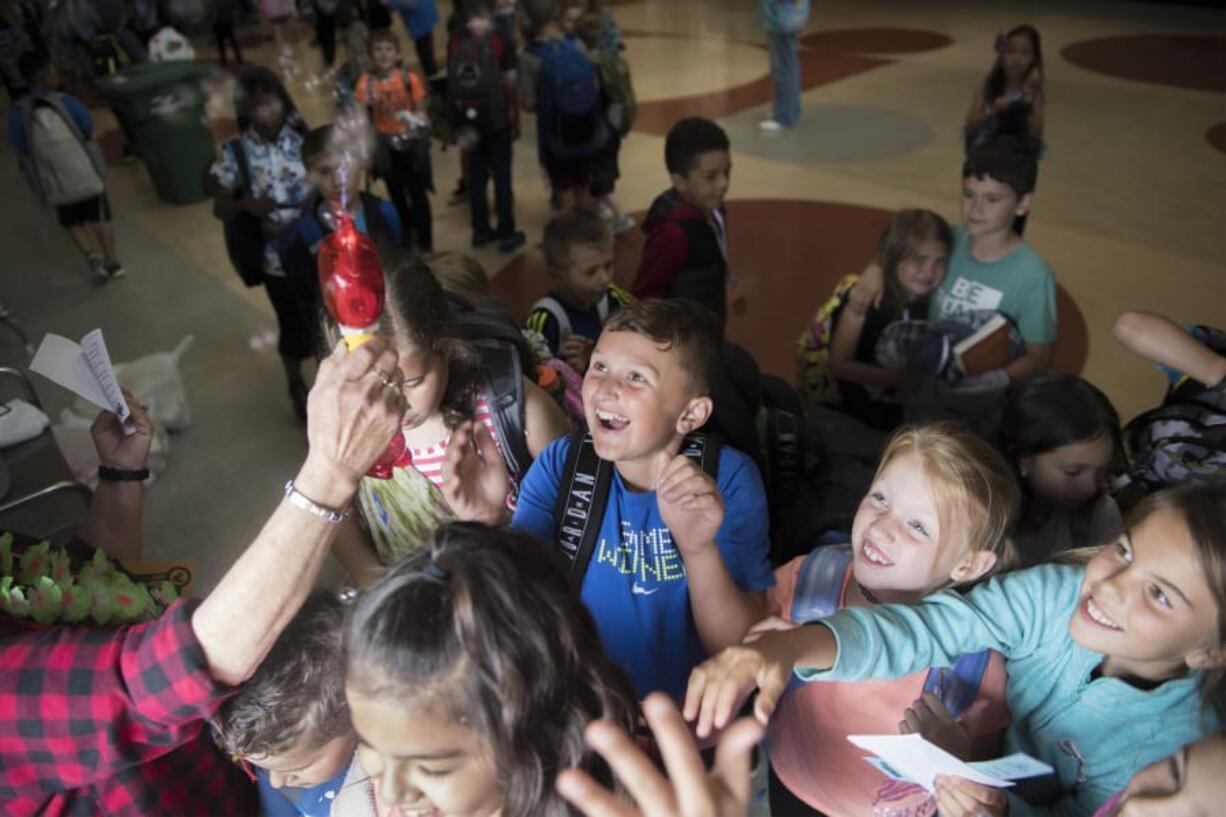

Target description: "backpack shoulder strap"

left=552, top=431, right=614, bottom=586
left=922, top=649, right=992, bottom=719
left=227, top=137, right=252, bottom=196
left=790, top=543, right=853, bottom=623
left=476, top=340, right=533, bottom=481
left=678, top=431, right=720, bottom=480
left=529, top=295, right=571, bottom=343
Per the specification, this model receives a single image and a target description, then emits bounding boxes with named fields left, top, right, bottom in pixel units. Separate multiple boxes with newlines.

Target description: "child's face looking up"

left=851, top=453, right=993, bottom=603
left=672, top=150, right=732, bottom=218
left=248, top=733, right=357, bottom=790
left=583, top=330, right=710, bottom=478
left=1070, top=507, right=1225, bottom=683
left=308, top=152, right=361, bottom=204
left=961, top=175, right=1029, bottom=240
left=896, top=238, right=948, bottom=302
left=1021, top=433, right=1114, bottom=510
left=394, top=342, right=449, bottom=431
left=553, top=241, right=615, bottom=311
left=372, top=39, right=400, bottom=74
left=347, top=686, right=502, bottom=817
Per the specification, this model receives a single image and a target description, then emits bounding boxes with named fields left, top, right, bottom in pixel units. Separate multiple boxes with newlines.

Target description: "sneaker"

left=105, top=262, right=125, bottom=280
left=498, top=231, right=526, bottom=254
left=471, top=230, right=497, bottom=249
left=612, top=214, right=636, bottom=235
left=758, top=119, right=784, bottom=132
left=86, top=252, right=106, bottom=280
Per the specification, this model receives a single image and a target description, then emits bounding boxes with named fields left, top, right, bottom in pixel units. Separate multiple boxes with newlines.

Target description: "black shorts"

left=543, top=151, right=593, bottom=192
left=56, top=193, right=111, bottom=227
left=589, top=132, right=622, bottom=197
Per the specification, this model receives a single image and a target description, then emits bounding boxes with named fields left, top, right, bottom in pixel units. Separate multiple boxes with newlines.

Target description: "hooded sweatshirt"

left=632, top=188, right=727, bottom=325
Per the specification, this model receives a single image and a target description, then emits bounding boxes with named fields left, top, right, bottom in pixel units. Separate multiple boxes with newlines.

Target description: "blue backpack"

left=535, top=38, right=607, bottom=161
left=789, top=544, right=991, bottom=717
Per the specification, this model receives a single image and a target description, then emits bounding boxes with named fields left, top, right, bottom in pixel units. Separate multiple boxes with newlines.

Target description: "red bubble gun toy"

left=318, top=207, right=408, bottom=479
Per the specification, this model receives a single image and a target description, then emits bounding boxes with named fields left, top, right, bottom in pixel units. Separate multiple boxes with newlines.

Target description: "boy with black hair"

left=8, top=50, right=124, bottom=280
left=278, top=124, right=405, bottom=358
left=213, top=592, right=372, bottom=817
left=855, top=136, right=1056, bottom=384
left=450, top=298, right=774, bottom=702
left=632, top=117, right=732, bottom=326
left=525, top=207, right=628, bottom=373
left=449, top=0, right=525, bottom=253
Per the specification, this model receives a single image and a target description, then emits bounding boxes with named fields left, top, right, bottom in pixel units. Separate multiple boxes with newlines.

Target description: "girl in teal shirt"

left=686, top=484, right=1226, bottom=816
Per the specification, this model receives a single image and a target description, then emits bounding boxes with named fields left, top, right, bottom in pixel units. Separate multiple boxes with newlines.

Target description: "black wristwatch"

left=98, top=465, right=150, bottom=482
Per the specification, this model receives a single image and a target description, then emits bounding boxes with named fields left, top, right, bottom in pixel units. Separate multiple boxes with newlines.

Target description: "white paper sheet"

left=848, top=733, right=1015, bottom=793
left=30, top=331, right=134, bottom=433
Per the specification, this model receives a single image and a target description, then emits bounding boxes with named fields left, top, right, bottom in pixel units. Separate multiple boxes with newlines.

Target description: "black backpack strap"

left=475, top=340, right=533, bottom=481
left=552, top=431, right=614, bottom=585
left=679, top=431, right=720, bottom=480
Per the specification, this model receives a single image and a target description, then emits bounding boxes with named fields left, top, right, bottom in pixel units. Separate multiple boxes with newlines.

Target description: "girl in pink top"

left=765, top=423, right=1019, bottom=816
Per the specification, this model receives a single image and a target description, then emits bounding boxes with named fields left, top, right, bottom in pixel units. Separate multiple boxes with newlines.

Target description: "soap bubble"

left=328, top=104, right=374, bottom=210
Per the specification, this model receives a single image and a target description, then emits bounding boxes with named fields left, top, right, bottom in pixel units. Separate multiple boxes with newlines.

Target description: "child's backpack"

left=796, top=273, right=859, bottom=409
left=527, top=287, right=626, bottom=348
left=789, top=544, right=992, bottom=717
left=218, top=139, right=268, bottom=288
left=445, top=291, right=539, bottom=483
left=16, top=93, right=105, bottom=206
left=1123, top=325, right=1226, bottom=492
left=534, top=37, right=607, bottom=161
left=86, top=33, right=131, bottom=77
left=596, top=50, right=635, bottom=136
left=552, top=431, right=719, bottom=584
left=447, top=33, right=506, bottom=133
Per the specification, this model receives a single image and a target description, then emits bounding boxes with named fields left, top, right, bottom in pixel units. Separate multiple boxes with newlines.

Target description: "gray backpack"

left=17, top=94, right=105, bottom=206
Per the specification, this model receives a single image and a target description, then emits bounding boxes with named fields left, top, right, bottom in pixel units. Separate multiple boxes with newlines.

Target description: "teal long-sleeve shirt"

left=799, top=563, right=1219, bottom=816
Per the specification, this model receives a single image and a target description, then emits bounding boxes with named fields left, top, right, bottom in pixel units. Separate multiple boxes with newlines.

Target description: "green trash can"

left=96, top=62, right=217, bottom=205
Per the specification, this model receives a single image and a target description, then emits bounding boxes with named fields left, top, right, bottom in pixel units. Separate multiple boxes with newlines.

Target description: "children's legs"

left=391, top=148, right=433, bottom=253
left=767, top=30, right=801, bottom=127
left=263, top=274, right=312, bottom=419
left=316, top=12, right=336, bottom=67
left=64, top=224, right=96, bottom=257
left=384, top=152, right=414, bottom=246
left=413, top=29, right=438, bottom=78
left=468, top=139, right=493, bottom=236
left=88, top=221, right=119, bottom=265
left=490, top=130, right=515, bottom=236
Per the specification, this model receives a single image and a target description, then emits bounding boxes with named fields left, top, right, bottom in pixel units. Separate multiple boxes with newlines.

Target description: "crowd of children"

left=7, top=4, right=1226, bottom=817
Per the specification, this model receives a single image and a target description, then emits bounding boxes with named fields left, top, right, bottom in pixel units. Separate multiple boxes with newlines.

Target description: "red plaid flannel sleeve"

left=0, top=600, right=258, bottom=816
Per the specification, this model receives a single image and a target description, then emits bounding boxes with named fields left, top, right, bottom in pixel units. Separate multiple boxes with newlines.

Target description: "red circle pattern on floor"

left=1208, top=122, right=1226, bottom=156
left=1061, top=35, right=1226, bottom=93
left=495, top=199, right=1087, bottom=382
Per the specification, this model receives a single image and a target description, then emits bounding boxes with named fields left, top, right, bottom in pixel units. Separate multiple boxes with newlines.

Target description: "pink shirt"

left=766, top=555, right=1011, bottom=816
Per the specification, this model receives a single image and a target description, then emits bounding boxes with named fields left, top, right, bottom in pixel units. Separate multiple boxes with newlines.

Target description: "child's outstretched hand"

left=655, top=450, right=724, bottom=555
left=557, top=692, right=763, bottom=817
left=932, top=775, right=1007, bottom=817
left=899, top=692, right=975, bottom=761
left=683, top=628, right=799, bottom=739
left=441, top=420, right=510, bottom=524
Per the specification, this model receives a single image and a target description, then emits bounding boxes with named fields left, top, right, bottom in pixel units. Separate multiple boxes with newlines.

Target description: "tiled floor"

left=2, top=0, right=1224, bottom=595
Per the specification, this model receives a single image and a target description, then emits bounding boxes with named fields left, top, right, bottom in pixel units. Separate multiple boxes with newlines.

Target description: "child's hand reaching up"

left=656, top=451, right=724, bottom=555
left=899, top=692, right=975, bottom=761
left=683, top=629, right=797, bottom=739
left=932, top=775, right=1007, bottom=817
left=557, top=693, right=763, bottom=817
left=441, top=420, right=510, bottom=524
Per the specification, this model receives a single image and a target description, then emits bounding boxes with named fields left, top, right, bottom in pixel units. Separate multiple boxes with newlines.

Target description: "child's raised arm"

left=1114, top=311, right=1226, bottom=390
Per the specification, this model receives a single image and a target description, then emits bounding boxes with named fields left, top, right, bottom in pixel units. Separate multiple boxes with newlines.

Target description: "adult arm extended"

left=192, top=337, right=405, bottom=686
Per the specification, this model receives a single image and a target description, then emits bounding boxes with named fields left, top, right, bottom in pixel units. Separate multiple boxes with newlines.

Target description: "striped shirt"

left=408, top=394, right=497, bottom=489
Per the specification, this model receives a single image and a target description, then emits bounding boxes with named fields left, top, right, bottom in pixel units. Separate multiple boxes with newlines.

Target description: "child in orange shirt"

left=355, top=28, right=434, bottom=253
left=763, top=423, right=1018, bottom=816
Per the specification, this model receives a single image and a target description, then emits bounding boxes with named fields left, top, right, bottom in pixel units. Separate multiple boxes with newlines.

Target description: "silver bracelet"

left=283, top=480, right=349, bottom=523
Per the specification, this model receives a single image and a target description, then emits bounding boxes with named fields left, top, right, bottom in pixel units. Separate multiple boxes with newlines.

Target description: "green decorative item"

left=1, top=537, right=175, bottom=627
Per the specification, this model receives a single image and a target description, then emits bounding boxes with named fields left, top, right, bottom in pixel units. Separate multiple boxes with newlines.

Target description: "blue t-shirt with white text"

left=511, top=436, right=774, bottom=701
